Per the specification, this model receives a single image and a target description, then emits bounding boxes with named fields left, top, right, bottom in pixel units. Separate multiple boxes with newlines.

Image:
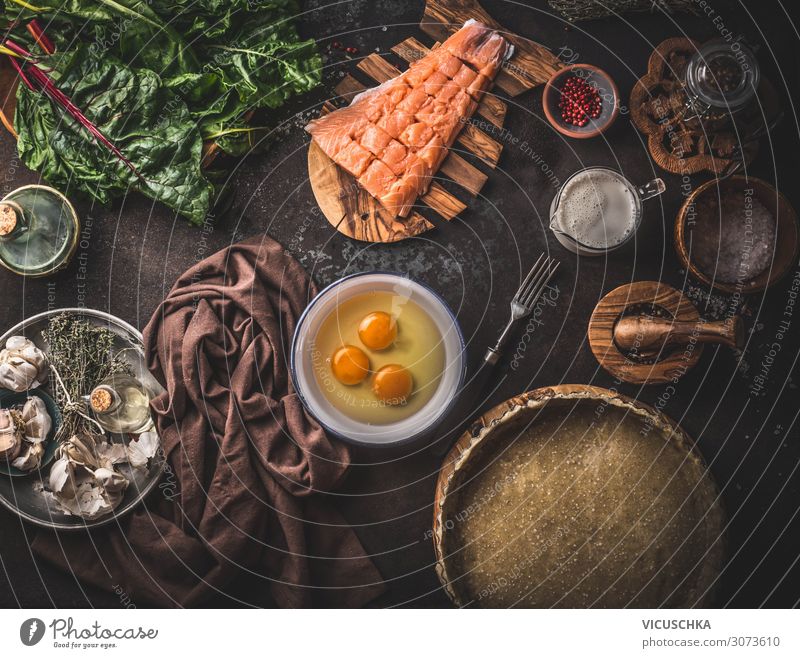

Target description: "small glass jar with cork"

left=681, top=39, right=760, bottom=122
left=88, top=373, right=153, bottom=434
left=0, top=185, right=80, bottom=277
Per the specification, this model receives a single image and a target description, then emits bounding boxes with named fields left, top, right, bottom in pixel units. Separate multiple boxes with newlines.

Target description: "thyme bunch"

left=43, top=313, right=131, bottom=443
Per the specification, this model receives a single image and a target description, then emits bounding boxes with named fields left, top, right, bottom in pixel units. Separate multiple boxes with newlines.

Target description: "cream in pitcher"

left=549, top=167, right=665, bottom=256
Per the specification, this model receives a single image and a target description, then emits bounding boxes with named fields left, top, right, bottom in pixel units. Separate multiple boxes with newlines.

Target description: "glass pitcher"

left=549, top=167, right=665, bottom=256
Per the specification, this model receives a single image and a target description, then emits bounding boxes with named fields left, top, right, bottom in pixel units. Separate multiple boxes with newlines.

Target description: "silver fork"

left=484, top=254, right=560, bottom=365
left=430, top=254, right=560, bottom=456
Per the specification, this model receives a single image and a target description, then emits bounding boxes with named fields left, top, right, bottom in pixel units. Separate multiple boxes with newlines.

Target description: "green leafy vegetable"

left=15, top=45, right=213, bottom=224
left=3, top=0, right=321, bottom=222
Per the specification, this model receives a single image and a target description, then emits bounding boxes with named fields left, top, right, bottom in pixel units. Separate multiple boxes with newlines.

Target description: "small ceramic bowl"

left=542, top=64, right=620, bottom=139
left=675, top=176, right=799, bottom=294
left=291, top=272, right=465, bottom=448
left=0, top=389, right=61, bottom=477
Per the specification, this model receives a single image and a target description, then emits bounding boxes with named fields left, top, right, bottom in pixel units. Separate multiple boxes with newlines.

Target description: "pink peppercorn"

left=557, top=75, right=602, bottom=127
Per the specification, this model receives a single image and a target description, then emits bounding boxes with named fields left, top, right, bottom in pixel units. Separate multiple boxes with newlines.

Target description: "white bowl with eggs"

left=291, top=272, right=466, bottom=447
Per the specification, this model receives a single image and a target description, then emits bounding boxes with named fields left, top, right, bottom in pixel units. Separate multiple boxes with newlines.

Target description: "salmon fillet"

left=443, top=20, right=510, bottom=77
left=361, top=124, right=392, bottom=156
left=306, top=20, right=511, bottom=218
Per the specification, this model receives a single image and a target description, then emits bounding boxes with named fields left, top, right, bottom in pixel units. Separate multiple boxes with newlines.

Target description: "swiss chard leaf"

left=15, top=46, right=213, bottom=224
left=5, top=0, right=321, bottom=219
left=204, top=14, right=321, bottom=109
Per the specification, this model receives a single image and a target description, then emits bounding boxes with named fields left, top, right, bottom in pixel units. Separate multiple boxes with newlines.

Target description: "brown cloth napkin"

left=34, top=236, right=385, bottom=607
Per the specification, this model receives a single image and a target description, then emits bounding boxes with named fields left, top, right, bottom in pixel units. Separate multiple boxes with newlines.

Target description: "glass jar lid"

left=685, top=39, right=760, bottom=112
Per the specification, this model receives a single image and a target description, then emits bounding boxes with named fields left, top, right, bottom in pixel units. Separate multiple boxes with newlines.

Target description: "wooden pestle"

left=614, top=314, right=744, bottom=354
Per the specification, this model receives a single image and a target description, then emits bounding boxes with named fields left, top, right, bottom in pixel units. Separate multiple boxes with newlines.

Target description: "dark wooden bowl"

left=675, top=176, right=799, bottom=294
left=542, top=64, right=619, bottom=139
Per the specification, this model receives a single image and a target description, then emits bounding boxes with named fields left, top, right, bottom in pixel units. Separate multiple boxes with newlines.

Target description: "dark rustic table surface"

left=1, top=0, right=798, bottom=608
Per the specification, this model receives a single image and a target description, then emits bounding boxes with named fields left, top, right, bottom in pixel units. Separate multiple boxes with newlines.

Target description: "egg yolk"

left=331, top=345, right=370, bottom=385
left=358, top=311, right=397, bottom=350
left=372, top=364, right=413, bottom=404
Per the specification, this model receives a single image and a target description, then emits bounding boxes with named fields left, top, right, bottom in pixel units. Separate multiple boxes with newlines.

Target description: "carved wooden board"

left=309, top=0, right=562, bottom=243
left=420, top=0, right=563, bottom=96
left=629, top=37, right=780, bottom=176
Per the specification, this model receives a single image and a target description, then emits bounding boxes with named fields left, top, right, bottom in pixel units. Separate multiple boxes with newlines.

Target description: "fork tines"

left=514, top=254, right=560, bottom=309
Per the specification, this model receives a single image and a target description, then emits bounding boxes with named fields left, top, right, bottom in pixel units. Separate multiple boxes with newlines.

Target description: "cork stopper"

left=90, top=386, right=113, bottom=413
left=0, top=203, right=17, bottom=236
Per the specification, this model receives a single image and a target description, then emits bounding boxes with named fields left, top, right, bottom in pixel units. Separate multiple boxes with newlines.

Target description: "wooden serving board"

left=421, top=0, right=563, bottom=96
left=308, top=0, right=563, bottom=243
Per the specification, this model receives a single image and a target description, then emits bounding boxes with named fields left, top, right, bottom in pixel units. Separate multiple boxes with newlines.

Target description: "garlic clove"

left=56, top=481, right=114, bottom=520
left=12, top=442, right=44, bottom=471
left=96, top=441, right=128, bottom=469
left=126, top=430, right=159, bottom=469
left=0, top=408, right=13, bottom=431
left=0, top=409, right=22, bottom=462
left=5, top=336, right=30, bottom=351
left=49, top=456, right=75, bottom=496
left=94, top=467, right=129, bottom=494
left=20, top=396, right=52, bottom=443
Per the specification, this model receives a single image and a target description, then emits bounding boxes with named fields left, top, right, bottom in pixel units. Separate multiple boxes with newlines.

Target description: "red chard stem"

left=3, top=37, right=145, bottom=183
left=27, top=21, right=55, bottom=55
left=6, top=54, right=34, bottom=90
left=4, top=38, right=33, bottom=58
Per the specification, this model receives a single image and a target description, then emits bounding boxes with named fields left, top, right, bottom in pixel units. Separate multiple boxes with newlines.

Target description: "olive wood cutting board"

left=308, top=0, right=564, bottom=243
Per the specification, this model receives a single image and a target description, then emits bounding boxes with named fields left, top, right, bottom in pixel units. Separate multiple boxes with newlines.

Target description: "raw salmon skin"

left=306, top=20, right=511, bottom=218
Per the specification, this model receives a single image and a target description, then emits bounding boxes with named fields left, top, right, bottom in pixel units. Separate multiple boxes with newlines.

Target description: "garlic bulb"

left=56, top=478, right=117, bottom=521
left=57, top=433, right=101, bottom=470
left=0, top=398, right=53, bottom=471
left=0, top=336, right=48, bottom=392
left=0, top=409, right=22, bottom=462
left=49, top=434, right=131, bottom=520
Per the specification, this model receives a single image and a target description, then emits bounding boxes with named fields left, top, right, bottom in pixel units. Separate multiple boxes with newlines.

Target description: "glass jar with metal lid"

left=0, top=185, right=80, bottom=277
left=683, top=39, right=760, bottom=121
